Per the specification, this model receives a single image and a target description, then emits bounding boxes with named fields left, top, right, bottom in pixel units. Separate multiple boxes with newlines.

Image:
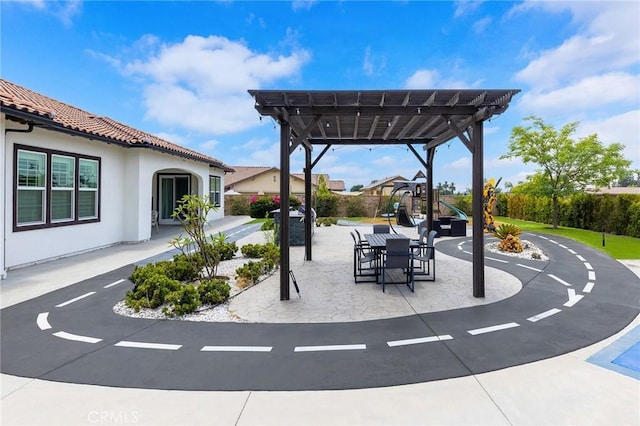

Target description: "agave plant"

left=492, top=223, right=524, bottom=253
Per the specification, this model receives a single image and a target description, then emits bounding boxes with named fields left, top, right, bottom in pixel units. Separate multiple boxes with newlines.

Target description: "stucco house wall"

left=3, top=120, right=225, bottom=270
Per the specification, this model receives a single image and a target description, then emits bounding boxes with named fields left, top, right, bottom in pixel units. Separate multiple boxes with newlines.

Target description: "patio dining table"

left=363, top=233, right=417, bottom=282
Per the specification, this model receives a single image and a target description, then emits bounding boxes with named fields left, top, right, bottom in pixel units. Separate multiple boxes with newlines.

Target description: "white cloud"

left=118, top=34, right=310, bottom=135
left=577, top=110, right=640, bottom=168
left=473, top=16, right=492, bottom=34
left=15, top=0, right=82, bottom=25
left=154, top=132, right=188, bottom=146
left=404, top=69, right=470, bottom=89
left=362, top=46, right=386, bottom=77
left=448, top=157, right=471, bottom=170
left=292, top=1, right=316, bottom=12
left=453, top=1, right=484, bottom=18
left=199, top=139, right=220, bottom=152
left=514, top=2, right=639, bottom=90
left=517, top=72, right=640, bottom=116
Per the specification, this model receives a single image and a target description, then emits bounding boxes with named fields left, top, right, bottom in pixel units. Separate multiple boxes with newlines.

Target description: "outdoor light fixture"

left=357, top=110, right=360, bottom=116
left=326, top=121, right=330, bottom=128
left=296, top=108, right=300, bottom=115
left=417, top=107, right=421, bottom=114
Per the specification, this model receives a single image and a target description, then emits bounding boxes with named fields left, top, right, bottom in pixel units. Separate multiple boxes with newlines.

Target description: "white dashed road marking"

left=294, top=344, right=366, bottom=352
left=201, top=345, right=272, bottom=352
left=548, top=274, right=572, bottom=287
left=588, top=271, right=596, bottom=281
left=115, top=341, right=182, bottom=350
left=387, top=335, right=453, bottom=347
left=584, top=262, right=593, bottom=270
left=55, top=292, right=96, bottom=308
left=468, top=322, right=520, bottom=336
left=576, top=255, right=586, bottom=262
left=517, top=263, right=543, bottom=272
left=583, top=282, right=595, bottom=293
left=53, top=331, right=102, bottom=344
left=104, top=279, right=126, bottom=288
left=486, top=256, right=509, bottom=263
left=528, top=308, right=562, bottom=322
left=36, top=312, right=51, bottom=330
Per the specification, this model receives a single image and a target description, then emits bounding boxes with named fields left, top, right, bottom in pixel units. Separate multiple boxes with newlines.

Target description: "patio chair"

left=381, top=238, right=414, bottom=293
left=373, top=224, right=390, bottom=234
left=151, top=210, right=159, bottom=234
left=413, top=230, right=438, bottom=281
left=350, top=231, right=377, bottom=283
left=354, top=228, right=370, bottom=247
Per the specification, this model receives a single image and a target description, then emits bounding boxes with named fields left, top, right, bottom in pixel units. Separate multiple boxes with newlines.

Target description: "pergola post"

left=304, top=146, right=312, bottom=261
left=279, top=123, right=291, bottom=300
left=472, top=120, right=485, bottom=297
left=426, top=147, right=435, bottom=234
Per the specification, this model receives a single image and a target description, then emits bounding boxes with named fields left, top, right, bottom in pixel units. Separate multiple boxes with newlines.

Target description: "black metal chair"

left=350, top=231, right=377, bottom=283
left=354, top=228, right=370, bottom=247
left=381, top=238, right=414, bottom=292
left=413, top=230, right=437, bottom=281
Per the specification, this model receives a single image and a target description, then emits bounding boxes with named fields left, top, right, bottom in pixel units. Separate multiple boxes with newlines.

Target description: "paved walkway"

left=1, top=217, right=639, bottom=425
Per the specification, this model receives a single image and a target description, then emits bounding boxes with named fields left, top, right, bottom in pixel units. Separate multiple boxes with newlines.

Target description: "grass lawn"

left=495, top=216, right=640, bottom=260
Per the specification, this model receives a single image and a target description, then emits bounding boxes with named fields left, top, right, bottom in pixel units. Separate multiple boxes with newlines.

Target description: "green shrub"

left=627, top=201, right=640, bottom=238
left=261, top=218, right=276, bottom=231
left=209, top=233, right=238, bottom=261
left=125, top=271, right=182, bottom=311
left=452, top=195, right=472, bottom=216
left=315, top=194, right=338, bottom=217
left=316, top=217, right=338, bottom=227
left=162, top=284, right=200, bottom=317
left=166, top=254, right=202, bottom=282
left=236, top=260, right=266, bottom=284
left=228, top=196, right=250, bottom=215
left=250, top=196, right=278, bottom=219
left=241, top=243, right=266, bottom=258
left=198, top=278, right=231, bottom=305
left=345, top=196, right=367, bottom=217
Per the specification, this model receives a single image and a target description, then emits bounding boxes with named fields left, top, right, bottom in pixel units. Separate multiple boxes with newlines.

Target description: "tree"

left=350, top=184, right=364, bottom=192
left=501, top=116, right=631, bottom=228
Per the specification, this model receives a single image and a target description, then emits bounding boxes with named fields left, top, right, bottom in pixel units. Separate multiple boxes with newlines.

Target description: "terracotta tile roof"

left=329, top=179, right=346, bottom=191
left=0, top=79, right=233, bottom=171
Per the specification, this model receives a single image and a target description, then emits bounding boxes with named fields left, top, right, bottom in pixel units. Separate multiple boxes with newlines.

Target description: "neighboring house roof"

left=361, top=175, right=408, bottom=191
left=291, top=173, right=346, bottom=192
left=224, top=166, right=279, bottom=188
left=329, top=179, right=346, bottom=191
left=0, top=79, right=233, bottom=172
left=226, top=166, right=345, bottom=192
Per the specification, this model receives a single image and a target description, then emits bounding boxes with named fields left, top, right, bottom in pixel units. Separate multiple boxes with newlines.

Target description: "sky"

left=2, top=0, right=639, bottom=192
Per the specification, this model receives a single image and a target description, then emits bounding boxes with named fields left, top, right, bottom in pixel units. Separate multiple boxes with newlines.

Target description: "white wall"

left=0, top=115, right=6, bottom=278
left=3, top=122, right=226, bottom=271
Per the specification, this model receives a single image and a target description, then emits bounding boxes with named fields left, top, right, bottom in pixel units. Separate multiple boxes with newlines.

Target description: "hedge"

left=506, top=193, right=640, bottom=237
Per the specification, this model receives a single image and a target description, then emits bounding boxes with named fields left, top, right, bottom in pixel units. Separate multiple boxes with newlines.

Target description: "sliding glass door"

left=159, top=175, right=190, bottom=224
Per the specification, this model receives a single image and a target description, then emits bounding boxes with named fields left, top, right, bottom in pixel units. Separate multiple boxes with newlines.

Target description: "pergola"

left=249, top=89, right=520, bottom=300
